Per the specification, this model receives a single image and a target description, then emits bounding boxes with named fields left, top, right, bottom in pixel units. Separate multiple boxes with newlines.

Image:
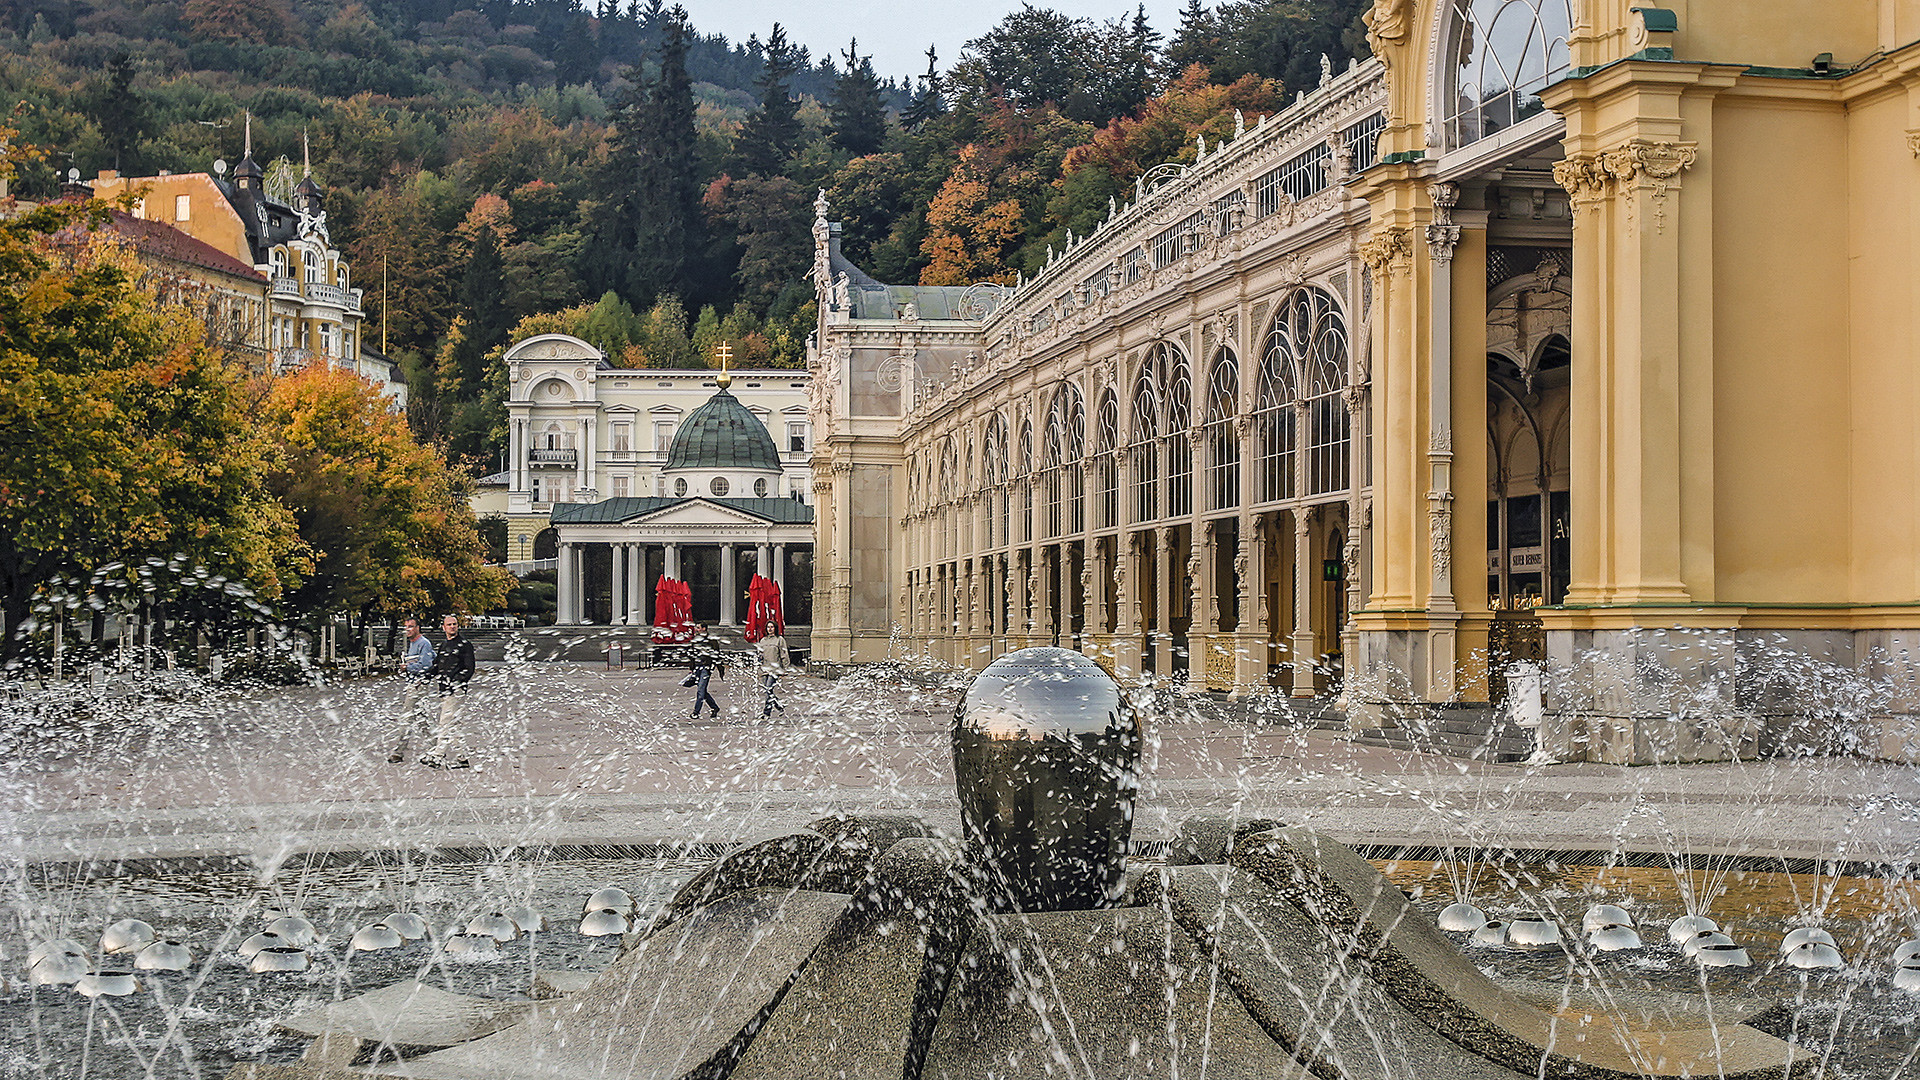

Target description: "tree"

left=1163, top=0, right=1221, bottom=78
left=828, top=40, right=889, bottom=157
left=735, top=24, right=803, bottom=176
left=703, top=174, right=811, bottom=309
left=90, top=53, right=149, bottom=173
left=0, top=198, right=303, bottom=657
left=902, top=46, right=946, bottom=131
left=261, top=362, right=509, bottom=624
left=181, top=0, right=299, bottom=45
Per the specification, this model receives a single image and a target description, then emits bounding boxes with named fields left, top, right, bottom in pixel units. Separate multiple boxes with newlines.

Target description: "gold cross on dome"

left=715, top=341, right=733, bottom=388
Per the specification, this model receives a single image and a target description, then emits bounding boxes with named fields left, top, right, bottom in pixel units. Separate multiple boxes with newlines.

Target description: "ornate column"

left=1291, top=506, right=1319, bottom=697
left=1086, top=539, right=1109, bottom=663
left=556, top=542, right=575, bottom=625
left=1056, top=541, right=1073, bottom=649
left=1110, top=534, right=1142, bottom=679
left=578, top=416, right=596, bottom=495
left=1423, top=181, right=1462, bottom=699
left=1154, top=528, right=1175, bottom=676
left=1027, top=549, right=1048, bottom=646
left=1235, top=517, right=1267, bottom=697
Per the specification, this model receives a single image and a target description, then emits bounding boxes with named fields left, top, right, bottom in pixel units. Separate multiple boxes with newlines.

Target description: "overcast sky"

left=681, top=1, right=1189, bottom=81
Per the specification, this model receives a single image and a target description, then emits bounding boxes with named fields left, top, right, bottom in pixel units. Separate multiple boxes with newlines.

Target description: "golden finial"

left=715, top=341, right=733, bottom=388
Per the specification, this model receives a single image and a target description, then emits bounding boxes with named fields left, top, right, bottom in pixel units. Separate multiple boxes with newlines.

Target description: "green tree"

left=704, top=174, right=812, bottom=309
left=0, top=199, right=303, bottom=656
left=91, top=52, right=150, bottom=173
left=901, top=46, right=947, bottom=132
left=735, top=24, right=803, bottom=176
left=828, top=40, right=889, bottom=158
left=1164, top=0, right=1222, bottom=78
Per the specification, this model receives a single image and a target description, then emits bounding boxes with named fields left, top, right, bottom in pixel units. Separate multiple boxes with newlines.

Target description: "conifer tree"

left=735, top=24, right=802, bottom=176
left=828, top=39, right=889, bottom=157
left=901, top=46, right=946, bottom=131
left=1164, top=0, right=1220, bottom=77
left=629, top=6, right=701, bottom=302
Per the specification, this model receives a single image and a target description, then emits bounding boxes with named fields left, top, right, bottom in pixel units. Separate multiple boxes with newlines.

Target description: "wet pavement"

left=6, top=659, right=1915, bottom=872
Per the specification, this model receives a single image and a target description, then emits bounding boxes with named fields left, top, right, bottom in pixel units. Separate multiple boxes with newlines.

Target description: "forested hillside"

left=0, top=0, right=1370, bottom=469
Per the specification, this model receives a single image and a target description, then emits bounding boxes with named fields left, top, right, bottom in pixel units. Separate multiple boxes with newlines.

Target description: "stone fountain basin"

left=227, top=816, right=1806, bottom=1080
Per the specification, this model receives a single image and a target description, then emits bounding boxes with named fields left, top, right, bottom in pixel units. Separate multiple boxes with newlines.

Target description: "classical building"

left=99, top=209, right=271, bottom=370
left=808, top=0, right=1920, bottom=763
left=502, top=333, right=814, bottom=628
left=88, top=138, right=403, bottom=403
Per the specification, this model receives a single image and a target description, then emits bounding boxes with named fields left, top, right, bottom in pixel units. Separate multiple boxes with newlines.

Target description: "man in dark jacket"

left=424, top=614, right=476, bottom=769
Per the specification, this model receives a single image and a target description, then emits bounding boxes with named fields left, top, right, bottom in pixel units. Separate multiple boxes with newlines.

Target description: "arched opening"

left=1440, top=0, right=1573, bottom=149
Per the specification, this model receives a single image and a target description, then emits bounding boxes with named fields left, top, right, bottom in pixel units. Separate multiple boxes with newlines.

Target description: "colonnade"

left=904, top=502, right=1349, bottom=695
left=554, top=539, right=791, bottom=626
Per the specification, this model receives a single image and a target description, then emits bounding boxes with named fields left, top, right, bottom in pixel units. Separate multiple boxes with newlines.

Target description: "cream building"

left=808, top=0, right=1920, bottom=764
left=89, top=142, right=402, bottom=404
left=499, top=334, right=815, bottom=627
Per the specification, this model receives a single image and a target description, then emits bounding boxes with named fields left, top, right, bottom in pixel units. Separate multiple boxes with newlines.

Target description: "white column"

left=773, top=544, right=786, bottom=589
left=610, top=542, right=626, bottom=625
left=628, top=544, right=643, bottom=624
left=509, top=416, right=524, bottom=493
left=1154, top=529, right=1174, bottom=674
left=757, top=543, right=772, bottom=579
left=579, top=417, right=596, bottom=494
left=557, top=542, right=575, bottom=624
left=1292, top=508, right=1318, bottom=698
left=666, top=542, right=681, bottom=580
left=720, top=543, right=737, bottom=624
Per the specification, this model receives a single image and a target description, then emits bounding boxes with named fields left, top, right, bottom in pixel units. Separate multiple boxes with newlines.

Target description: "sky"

left=680, top=1, right=1189, bottom=81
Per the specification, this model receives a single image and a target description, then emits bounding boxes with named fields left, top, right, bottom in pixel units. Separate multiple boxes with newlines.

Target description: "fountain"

left=2, top=629, right=1916, bottom=1077
left=189, top=649, right=1818, bottom=1080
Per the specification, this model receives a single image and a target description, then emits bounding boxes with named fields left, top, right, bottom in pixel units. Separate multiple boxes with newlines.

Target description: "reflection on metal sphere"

left=952, top=647, right=1141, bottom=913
left=381, top=913, right=428, bottom=940
left=1436, top=902, right=1486, bottom=932
left=350, top=925, right=404, bottom=952
left=101, top=919, right=156, bottom=955
left=134, top=940, right=192, bottom=971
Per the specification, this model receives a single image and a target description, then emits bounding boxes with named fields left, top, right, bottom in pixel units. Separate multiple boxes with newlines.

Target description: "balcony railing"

left=305, top=283, right=347, bottom=307
left=270, top=276, right=301, bottom=299
left=272, top=347, right=314, bottom=373
left=529, top=448, right=577, bottom=465
left=347, top=287, right=365, bottom=313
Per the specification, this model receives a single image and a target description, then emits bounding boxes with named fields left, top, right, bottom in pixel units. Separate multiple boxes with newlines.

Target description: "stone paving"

left=5, top=661, right=1917, bottom=869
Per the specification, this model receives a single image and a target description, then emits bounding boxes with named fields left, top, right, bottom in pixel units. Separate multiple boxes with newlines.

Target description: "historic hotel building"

left=809, top=0, right=1920, bottom=763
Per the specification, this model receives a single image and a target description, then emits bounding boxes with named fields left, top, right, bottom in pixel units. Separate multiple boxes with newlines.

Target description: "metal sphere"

left=952, top=648, right=1142, bottom=913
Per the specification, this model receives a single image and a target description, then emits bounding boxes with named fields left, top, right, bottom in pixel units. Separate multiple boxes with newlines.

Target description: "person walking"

left=423, top=614, right=476, bottom=769
left=387, top=617, right=435, bottom=763
left=686, top=631, right=722, bottom=719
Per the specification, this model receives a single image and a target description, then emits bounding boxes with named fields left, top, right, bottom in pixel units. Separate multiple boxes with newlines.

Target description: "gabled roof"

left=550, top=496, right=814, bottom=526
left=107, top=211, right=266, bottom=283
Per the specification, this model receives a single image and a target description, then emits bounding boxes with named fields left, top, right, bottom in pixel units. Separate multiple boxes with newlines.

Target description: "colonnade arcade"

left=902, top=283, right=1363, bottom=695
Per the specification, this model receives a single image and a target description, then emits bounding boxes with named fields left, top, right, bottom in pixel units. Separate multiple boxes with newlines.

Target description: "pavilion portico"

left=549, top=498, right=814, bottom=628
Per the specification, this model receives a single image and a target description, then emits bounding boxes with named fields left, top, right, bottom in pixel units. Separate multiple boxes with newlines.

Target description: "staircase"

left=1349, top=703, right=1536, bottom=763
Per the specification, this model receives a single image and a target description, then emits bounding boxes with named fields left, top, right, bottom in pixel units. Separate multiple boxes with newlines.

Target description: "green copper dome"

left=665, top=388, right=782, bottom=473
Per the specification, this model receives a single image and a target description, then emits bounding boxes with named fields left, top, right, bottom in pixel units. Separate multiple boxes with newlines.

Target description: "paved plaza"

left=6, top=660, right=1917, bottom=870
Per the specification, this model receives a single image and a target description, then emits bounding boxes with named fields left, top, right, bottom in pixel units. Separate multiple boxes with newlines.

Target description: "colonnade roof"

left=550, top=496, right=814, bottom=526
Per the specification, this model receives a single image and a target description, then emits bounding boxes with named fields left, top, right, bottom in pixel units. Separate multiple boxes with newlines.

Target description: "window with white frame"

left=654, top=421, right=675, bottom=451
left=175, top=194, right=191, bottom=222
left=611, top=475, right=629, bottom=497
left=787, top=422, right=807, bottom=453
left=612, top=424, right=631, bottom=452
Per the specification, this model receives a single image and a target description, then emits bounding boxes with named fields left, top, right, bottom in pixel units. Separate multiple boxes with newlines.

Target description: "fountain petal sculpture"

left=1895, top=957, right=1920, bottom=991
left=1586, top=924, right=1642, bottom=952
left=238, top=931, right=290, bottom=960
left=1895, top=938, right=1920, bottom=964
left=1470, top=919, right=1509, bottom=947
left=505, top=906, right=546, bottom=933
left=74, top=971, right=139, bottom=996
left=443, top=933, right=501, bottom=959
left=265, top=915, right=318, bottom=947
left=350, top=925, right=404, bottom=952
left=1783, top=942, right=1844, bottom=970
left=1668, top=914, right=1718, bottom=944
left=29, top=951, right=87, bottom=986
left=467, top=913, right=522, bottom=943
left=582, top=888, right=634, bottom=915
left=577, top=909, right=628, bottom=937
left=249, top=946, right=310, bottom=973
left=28, top=939, right=87, bottom=966
left=1506, top=916, right=1562, bottom=950
left=1582, top=904, right=1634, bottom=933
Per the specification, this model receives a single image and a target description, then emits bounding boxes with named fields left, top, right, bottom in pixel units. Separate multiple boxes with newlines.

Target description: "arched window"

left=1300, top=289, right=1351, bottom=496
left=1017, top=420, right=1034, bottom=543
left=1257, top=319, right=1300, bottom=504
left=983, top=414, right=1007, bottom=548
left=1442, top=0, right=1572, bottom=149
left=1164, top=351, right=1193, bottom=518
left=1042, top=384, right=1084, bottom=538
left=1093, top=392, right=1120, bottom=528
left=1130, top=367, right=1161, bottom=523
left=1205, top=349, right=1240, bottom=511
left=940, top=437, right=958, bottom=560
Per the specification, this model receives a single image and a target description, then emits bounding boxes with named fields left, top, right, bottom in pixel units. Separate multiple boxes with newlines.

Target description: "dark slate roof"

left=664, top=388, right=782, bottom=472
left=550, top=497, right=814, bottom=525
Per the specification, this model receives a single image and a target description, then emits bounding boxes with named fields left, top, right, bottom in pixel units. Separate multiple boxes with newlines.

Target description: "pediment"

left=627, top=499, right=774, bottom=526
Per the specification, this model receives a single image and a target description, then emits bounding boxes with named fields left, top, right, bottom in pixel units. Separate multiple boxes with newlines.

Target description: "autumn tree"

left=919, top=145, right=1026, bottom=286
left=182, top=0, right=299, bottom=46
left=0, top=197, right=304, bottom=657
left=260, top=362, right=509, bottom=627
